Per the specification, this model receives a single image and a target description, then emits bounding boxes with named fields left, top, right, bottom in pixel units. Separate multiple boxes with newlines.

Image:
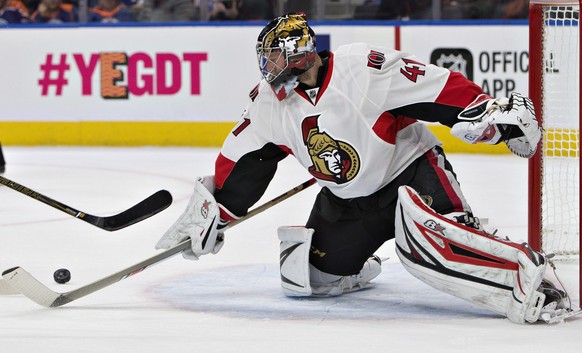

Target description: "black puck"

left=53, top=268, right=71, bottom=284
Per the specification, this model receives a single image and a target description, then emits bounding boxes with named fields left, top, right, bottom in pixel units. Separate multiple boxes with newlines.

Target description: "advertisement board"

left=0, top=23, right=526, bottom=151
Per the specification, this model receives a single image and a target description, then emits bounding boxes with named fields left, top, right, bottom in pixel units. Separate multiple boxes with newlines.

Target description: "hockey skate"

left=311, top=256, right=382, bottom=297
left=537, top=264, right=581, bottom=324
left=540, top=304, right=581, bottom=324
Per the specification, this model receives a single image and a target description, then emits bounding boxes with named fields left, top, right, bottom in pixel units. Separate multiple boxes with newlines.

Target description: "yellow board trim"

left=0, top=121, right=236, bottom=147
left=0, top=121, right=510, bottom=154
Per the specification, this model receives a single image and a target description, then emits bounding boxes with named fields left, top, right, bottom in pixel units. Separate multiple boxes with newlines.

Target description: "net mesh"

left=541, top=5, right=580, bottom=256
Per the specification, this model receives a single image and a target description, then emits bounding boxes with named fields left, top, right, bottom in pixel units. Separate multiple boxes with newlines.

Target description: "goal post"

left=528, top=0, right=581, bottom=305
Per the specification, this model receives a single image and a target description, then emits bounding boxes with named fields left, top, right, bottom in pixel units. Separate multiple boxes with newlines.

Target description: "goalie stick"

left=0, top=279, right=18, bottom=295
left=0, top=175, right=172, bottom=231
left=2, top=178, right=317, bottom=307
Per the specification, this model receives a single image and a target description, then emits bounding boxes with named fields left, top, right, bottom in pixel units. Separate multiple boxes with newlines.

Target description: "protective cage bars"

left=528, top=0, right=581, bottom=307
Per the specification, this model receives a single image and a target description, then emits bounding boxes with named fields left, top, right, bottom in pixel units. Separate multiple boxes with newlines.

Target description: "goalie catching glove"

left=156, top=176, right=234, bottom=260
left=450, top=92, right=542, bottom=158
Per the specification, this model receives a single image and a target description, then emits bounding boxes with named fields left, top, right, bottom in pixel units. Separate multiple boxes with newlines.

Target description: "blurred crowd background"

left=1, top=0, right=529, bottom=25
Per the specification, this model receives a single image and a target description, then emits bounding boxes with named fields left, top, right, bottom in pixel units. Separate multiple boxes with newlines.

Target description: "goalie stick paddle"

left=0, top=175, right=172, bottom=231
left=2, top=178, right=317, bottom=307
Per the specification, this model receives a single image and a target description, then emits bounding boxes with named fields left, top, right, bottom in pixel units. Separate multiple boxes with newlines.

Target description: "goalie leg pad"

left=278, top=226, right=314, bottom=297
left=506, top=251, right=546, bottom=323
left=395, top=185, right=547, bottom=323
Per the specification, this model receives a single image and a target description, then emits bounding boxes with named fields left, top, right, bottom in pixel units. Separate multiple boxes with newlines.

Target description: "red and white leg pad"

left=395, top=185, right=547, bottom=324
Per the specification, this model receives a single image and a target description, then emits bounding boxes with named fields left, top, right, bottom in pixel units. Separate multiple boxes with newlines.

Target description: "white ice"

left=0, top=147, right=580, bottom=353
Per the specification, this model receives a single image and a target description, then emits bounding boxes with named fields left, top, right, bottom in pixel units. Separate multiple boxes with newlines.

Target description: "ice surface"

left=0, top=147, right=580, bottom=353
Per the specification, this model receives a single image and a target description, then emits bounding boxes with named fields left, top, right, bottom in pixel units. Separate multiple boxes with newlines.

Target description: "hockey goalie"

left=156, top=13, right=577, bottom=324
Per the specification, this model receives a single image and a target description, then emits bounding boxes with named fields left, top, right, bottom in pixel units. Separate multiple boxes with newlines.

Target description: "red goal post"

left=528, top=0, right=581, bottom=305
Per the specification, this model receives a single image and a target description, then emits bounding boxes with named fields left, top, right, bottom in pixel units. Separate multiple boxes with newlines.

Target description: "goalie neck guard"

left=256, top=12, right=317, bottom=100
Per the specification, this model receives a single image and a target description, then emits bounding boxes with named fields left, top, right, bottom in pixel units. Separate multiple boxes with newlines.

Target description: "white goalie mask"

left=256, top=12, right=317, bottom=100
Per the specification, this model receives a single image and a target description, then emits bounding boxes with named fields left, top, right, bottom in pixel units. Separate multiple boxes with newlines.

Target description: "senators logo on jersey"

left=301, top=115, right=360, bottom=184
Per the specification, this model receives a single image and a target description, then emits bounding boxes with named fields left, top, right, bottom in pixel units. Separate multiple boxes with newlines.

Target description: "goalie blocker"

left=395, top=185, right=570, bottom=324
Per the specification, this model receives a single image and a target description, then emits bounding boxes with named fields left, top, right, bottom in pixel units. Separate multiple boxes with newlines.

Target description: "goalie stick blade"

left=2, top=267, right=63, bottom=307
left=0, top=279, right=19, bottom=295
left=2, top=240, right=192, bottom=307
left=85, top=189, right=173, bottom=231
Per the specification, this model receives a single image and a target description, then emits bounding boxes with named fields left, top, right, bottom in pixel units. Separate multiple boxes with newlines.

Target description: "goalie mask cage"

left=528, top=0, right=581, bottom=305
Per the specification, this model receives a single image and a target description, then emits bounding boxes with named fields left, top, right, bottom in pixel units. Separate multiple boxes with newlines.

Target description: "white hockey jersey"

left=214, top=43, right=487, bottom=217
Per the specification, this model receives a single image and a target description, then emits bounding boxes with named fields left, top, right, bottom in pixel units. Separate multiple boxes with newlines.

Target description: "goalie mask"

left=256, top=12, right=316, bottom=100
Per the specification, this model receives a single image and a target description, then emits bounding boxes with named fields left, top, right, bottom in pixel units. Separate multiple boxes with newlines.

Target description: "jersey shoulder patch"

left=366, top=49, right=387, bottom=70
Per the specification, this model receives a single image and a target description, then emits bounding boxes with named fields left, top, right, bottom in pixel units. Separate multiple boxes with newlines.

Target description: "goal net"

left=528, top=0, right=580, bottom=301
